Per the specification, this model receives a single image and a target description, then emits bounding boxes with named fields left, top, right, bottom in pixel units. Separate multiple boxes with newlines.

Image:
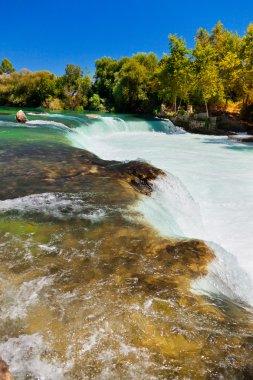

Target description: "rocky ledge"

left=0, top=142, right=164, bottom=200
left=170, top=112, right=253, bottom=136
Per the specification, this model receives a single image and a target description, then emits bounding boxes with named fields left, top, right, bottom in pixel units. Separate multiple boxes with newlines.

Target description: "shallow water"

left=0, top=108, right=253, bottom=379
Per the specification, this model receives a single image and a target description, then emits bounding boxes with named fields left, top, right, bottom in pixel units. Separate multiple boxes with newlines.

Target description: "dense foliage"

left=1, top=22, right=253, bottom=116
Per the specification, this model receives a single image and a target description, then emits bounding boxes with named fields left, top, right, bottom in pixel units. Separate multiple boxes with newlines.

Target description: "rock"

left=107, top=160, right=164, bottom=195
left=16, top=110, right=27, bottom=123
left=216, top=114, right=248, bottom=132
left=0, top=358, right=13, bottom=380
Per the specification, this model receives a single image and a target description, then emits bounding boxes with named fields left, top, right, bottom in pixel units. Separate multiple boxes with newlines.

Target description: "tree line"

left=0, top=21, right=253, bottom=118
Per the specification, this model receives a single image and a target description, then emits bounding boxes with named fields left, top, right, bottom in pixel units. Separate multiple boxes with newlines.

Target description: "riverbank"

left=168, top=112, right=253, bottom=136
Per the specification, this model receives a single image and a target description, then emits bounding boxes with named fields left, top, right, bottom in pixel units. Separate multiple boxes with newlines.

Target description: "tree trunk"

left=225, top=97, right=228, bottom=111
left=245, top=94, right=249, bottom=107
left=174, top=97, right=177, bottom=114
left=178, top=98, right=182, bottom=113
left=205, top=100, right=209, bottom=118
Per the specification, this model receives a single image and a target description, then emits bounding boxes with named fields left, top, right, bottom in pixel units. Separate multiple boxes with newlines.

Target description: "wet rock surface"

left=0, top=142, right=164, bottom=200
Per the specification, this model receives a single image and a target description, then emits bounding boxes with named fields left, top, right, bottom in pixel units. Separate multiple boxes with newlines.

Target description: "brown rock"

left=107, top=160, right=164, bottom=195
left=0, top=358, right=13, bottom=380
left=16, top=110, right=27, bottom=123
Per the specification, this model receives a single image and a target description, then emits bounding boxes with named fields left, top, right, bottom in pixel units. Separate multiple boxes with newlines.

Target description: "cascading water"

left=141, top=175, right=253, bottom=307
left=66, top=115, right=253, bottom=308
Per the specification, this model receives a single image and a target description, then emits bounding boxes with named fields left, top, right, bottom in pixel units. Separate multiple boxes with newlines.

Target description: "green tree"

left=158, top=34, right=191, bottom=112
left=113, top=53, right=159, bottom=113
left=57, top=64, right=92, bottom=110
left=94, top=57, right=120, bottom=108
left=192, top=28, right=224, bottom=117
left=240, top=23, right=253, bottom=106
left=63, top=64, right=83, bottom=89
left=210, top=21, right=243, bottom=107
left=89, top=94, right=105, bottom=111
left=77, top=76, right=92, bottom=108
left=0, top=58, right=15, bottom=75
left=8, top=71, right=56, bottom=107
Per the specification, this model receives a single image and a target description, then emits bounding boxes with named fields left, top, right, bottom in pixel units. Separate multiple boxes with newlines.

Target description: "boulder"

left=16, top=110, right=27, bottom=123
left=0, top=358, right=13, bottom=380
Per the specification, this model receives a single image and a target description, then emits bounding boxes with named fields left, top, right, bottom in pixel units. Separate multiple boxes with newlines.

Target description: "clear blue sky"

left=0, top=0, right=252, bottom=75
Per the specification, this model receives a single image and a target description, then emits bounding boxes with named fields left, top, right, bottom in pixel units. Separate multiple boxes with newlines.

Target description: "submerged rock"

left=16, top=110, right=27, bottom=123
left=0, top=359, right=13, bottom=380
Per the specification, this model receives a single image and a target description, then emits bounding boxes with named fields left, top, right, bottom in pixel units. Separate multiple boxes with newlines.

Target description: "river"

left=0, top=109, right=252, bottom=379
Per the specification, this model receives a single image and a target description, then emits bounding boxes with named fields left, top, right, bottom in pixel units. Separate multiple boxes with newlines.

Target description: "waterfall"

left=139, top=174, right=253, bottom=307
left=136, top=173, right=205, bottom=239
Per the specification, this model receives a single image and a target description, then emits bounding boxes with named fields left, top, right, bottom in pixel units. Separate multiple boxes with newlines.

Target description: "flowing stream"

left=0, top=109, right=253, bottom=379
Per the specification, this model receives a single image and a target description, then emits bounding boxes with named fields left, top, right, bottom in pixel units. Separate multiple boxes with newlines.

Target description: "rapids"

left=67, top=114, right=253, bottom=306
left=0, top=108, right=253, bottom=379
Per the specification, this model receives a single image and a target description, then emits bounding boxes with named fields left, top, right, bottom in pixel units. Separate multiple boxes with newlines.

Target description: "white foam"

left=0, top=334, right=68, bottom=380
left=27, top=112, right=50, bottom=116
left=27, top=119, right=70, bottom=130
left=0, top=120, right=23, bottom=127
left=0, top=193, right=106, bottom=222
left=0, top=276, right=53, bottom=320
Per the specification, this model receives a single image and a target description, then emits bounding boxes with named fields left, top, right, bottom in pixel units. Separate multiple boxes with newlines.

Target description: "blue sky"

left=0, top=0, right=252, bottom=75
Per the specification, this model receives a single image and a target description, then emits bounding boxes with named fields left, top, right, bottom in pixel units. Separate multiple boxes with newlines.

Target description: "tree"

left=0, top=58, right=15, bottom=75
left=210, top=22, right=243, bottom=107
left=89, top=94, right=105, bottom=111
left=158, top=34, right=191, bottom=112
left=113, top=53, right=159, bottom=113
left=77, top=76, right=92, bottom=108
left=63, top=64, right=83, bottom=89
left=8, top=71, right=56, bottom=107
left=57, top=64, right=92, bottom=110
left=240, top=23, right=253, bottom=106
left=94, top=57, right=120, bottom=108
left=192, top=28, right=224, bottom=117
